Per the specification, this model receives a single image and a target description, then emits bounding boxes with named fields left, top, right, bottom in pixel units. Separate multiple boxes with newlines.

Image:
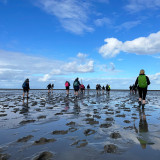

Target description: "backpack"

left=81, top=84, right=84, bottom=89
left=73, top=81, right=79, bottom=87
left=22, top=82, right=26, bottom=88
left=65, top=82, right=69, bottom=87
left=138, top=75, right=147, bottom=88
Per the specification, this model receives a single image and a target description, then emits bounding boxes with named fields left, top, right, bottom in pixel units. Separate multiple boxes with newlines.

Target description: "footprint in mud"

left=105, top=117, right=114, bottom=121
left=66, top=121, right=76, bottom=126
left=33, top=137, right=56, bottom=145
left=19, top=119, right=36, bottom=125
left=131, top=117, right=138, bottom=119
left=68, top=128, right=78, bottom=132
left=35, top=108, right=41, bottom=112
left=123, top=120, right=131, bottom=123
left=37, top=115, right=46, bottom=119
left=55, top=112, right=63, bottom=115
left=0, top=153, right=10, bottom=160
left=105, top=111, right=114, bottom=115
left=115, top=114, right=126, bottom=118
left=52, top=130, right=68, bottom=135
left=84, top=129, right=96, bottom=136
left=85, top=114, right=92, bottom=117
left=71, top=139, right=88, bottom=148
left=100, top=123, right=112, bottom=128
left=123, top=126, right=134, bottom=130
left=0, top=114, right=7, bottom=117
left=110, top=132, right=121, bottom=139
left=103, top=106, right=109, bottom=109
left=93, top=115, right=101, bottom=119
left=103, top=144, right=118, bottom=153
left=17, top=135, right=34, bottom=142
left=46, top=107, right=53, bottom=109
left=33, top=151, right=54, bottom=160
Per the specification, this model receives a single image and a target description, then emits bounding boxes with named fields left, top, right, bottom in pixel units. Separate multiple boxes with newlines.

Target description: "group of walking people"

left=22, top=69, right=150, bottom=109
left=96, top=84, right=111, bottom=95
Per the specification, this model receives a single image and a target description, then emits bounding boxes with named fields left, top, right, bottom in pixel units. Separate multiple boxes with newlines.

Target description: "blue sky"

left=0, top=0, right=160, bottom=89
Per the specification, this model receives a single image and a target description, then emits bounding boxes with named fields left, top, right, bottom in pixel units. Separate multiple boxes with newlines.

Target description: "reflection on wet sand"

left=134, top=108, right=154, bottom=149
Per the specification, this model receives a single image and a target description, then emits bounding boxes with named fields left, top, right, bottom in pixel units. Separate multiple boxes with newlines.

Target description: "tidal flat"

left=0, top=90, right=160, bottom=160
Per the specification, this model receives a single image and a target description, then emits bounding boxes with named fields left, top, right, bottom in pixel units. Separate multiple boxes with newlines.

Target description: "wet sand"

left=0, top=90, right=160, bottom=160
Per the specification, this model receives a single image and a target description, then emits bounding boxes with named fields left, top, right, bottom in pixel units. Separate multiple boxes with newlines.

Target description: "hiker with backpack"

left=80, top=83, right=85, bottom=94
left=135, top=69, right=150, bottom=109
left=22, top=78, right=30, bottom=98
left=106, top=84, right=110, bottom=95
left=47, top=83, right=52, bottom=94
left=73, top=78, right=80, bottom=99
left=65, top=81, right=70, bottom=97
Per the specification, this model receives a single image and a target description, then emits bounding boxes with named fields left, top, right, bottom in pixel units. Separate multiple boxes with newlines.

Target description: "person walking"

left=87, top=84, right=90, bottom=94
left=135, top=69, right=150, bottom=109
left=73, top=78, right=80, bottom=99
left=102, top=86, right=105, bottom=94
left=47, top=83, right=52, bottom=94
left=65, top=81, right=70, bottom=97
left=106, top=84, right=110, bottom=95
left=51, top=83, right=54, bottom=93
left=22, top=78, right=30, bottom=98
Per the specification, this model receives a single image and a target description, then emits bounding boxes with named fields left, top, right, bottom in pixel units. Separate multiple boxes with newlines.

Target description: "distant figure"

left=96, top=84, right=101, bottom=94
left=106, top=84, right=110, bottom=95
left=135, top=69, right=150, bottom=109
left=65, top=81, right=70, bottom=97
left=102, top=86, right=105, bottom=94
left=47, top=83, right=52, bottom=94
left=73, top=78, right=80, bottom=99
left=87, top=84, right=90, bottom=94
left=129, top=85, right=132, bottom=94
left=51, top=83, right=54, bottom=93
left=80, top=84, right=85, bottom=94
left=22, top=78, right=30, bottom=98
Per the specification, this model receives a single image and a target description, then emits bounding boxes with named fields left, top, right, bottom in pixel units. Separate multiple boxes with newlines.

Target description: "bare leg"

left=23, top=92, right=25, bottom=98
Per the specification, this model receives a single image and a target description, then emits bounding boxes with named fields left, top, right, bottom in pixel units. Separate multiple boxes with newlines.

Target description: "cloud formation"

left=0, top=50, right=94, bottom=87
left=99, top=31, right=160, bottom=58
left=36, top=0, right=93, bottom=34
left=125, top=0, right=160, bottom=12
left=115, top=20, right=141, bottom=31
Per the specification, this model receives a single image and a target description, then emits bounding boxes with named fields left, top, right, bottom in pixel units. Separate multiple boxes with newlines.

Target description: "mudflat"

left=0, top=90, right=160, bottom=160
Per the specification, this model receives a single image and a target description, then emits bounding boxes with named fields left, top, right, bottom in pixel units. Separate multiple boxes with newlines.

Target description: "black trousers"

left=138, top=87, right=147, bottom=100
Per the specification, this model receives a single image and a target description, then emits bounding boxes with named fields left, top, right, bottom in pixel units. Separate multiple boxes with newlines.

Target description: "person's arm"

left=146, top=76, right=150, bottom=85
left=135, top=77, right=138, bottom=87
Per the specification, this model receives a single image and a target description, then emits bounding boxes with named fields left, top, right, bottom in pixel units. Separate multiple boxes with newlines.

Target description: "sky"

left=0, top=0, right=160, bottom=89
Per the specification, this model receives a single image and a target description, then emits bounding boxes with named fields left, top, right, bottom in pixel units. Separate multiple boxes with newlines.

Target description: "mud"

left=0, top=90, right=160, bottom=160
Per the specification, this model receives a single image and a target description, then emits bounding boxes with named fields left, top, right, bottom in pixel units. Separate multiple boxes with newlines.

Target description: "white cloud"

left=77, top=52, right=88, bottom=59
left=39, top=74, right=51, bottom=82
left=99, top=31, right=160, bottom=58
left=115, top=20, right=141, bottom=31
left=96, top=62, right=119, bottom=73
left=99, top=38, right=123, bottom=58
left=125, top=0, right=160, bottom=12
left=36, top=0, right=93, bottom=34
left=94, top=17, right=112, bottom=27
left=0, top=50, right=94, bottom=88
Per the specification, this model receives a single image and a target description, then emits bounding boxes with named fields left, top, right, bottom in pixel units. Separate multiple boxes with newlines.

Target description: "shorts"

left=23, top=88, right=29, bottom=92
left=74, top=86, right=79, bottom=92
left=138, top=87, right=147, bottom=100
left=66, top=87, right=69, bottom=90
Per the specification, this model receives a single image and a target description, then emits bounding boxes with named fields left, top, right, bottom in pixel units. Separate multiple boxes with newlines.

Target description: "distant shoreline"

left=0, top=89, right=159, bottom=91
